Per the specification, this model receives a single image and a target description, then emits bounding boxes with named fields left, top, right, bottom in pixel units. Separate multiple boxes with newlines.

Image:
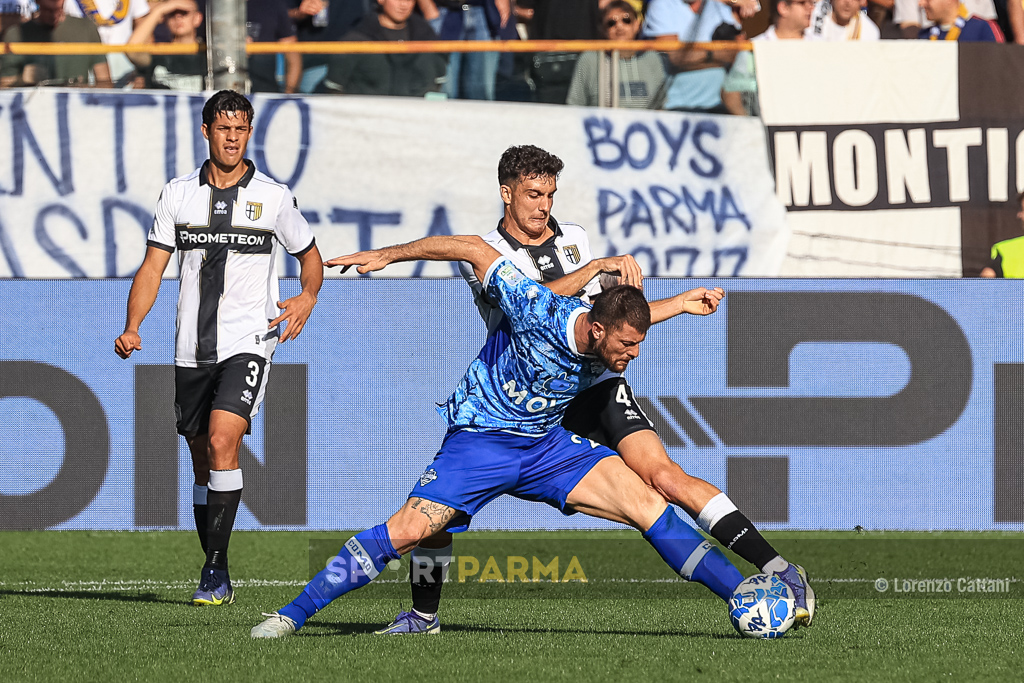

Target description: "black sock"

left=708, top=510, right=779, bottom=570
left=205, top=488, right=241, bottom=571
left=410, top=546, right=451, bottom=616
left=193, top=504, right=209, bottom=555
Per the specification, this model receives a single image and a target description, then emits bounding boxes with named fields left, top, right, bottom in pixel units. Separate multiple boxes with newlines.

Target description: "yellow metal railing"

left=1, top=38, right=752, bottom=56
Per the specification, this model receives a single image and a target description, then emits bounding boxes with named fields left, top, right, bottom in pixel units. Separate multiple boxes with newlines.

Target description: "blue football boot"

left=773, top=563, right=815, bottom=628
left=191, top=567, right=234, bottom=606
left=374, top=611, right=441, bottom=635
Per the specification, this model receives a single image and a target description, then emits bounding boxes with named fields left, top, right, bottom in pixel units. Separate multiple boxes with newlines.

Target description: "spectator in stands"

left=516, top=0, right=601, bottom=104
left=718, top=21, right=757, bottom=116
left=247, top=0, right=302, bottom=93
left=1, top=1, right=35, bottom=36
left=65, top=0, right=150, bottom=86
left=418, top=0, right=509, bottom=100
left=981, top=192, right=1024, bottom=277
left=642, top=0, right=742, bottom=113
left=522, top=0, right=600, bottom=39
left=321, top=0, right=445, bottom=96
left=288, top=0, right=369, bottom=93
left=896, top=0, right=999, bottom=38
left=865, top=0, right=896, bottom=35
left=1, top=0, right=112, bottom=87
left=721, top=0, right=815, bottom=115
left=126, top=0, right=204, bottom=91
left=1009, top=0, right=1024, bottom=42
left=566, top=0, right=666, bottom=108
left=807, top=0, right=882, bottom=39
left=759, top=0, right=818, bottom=38
left=916, top=0, right=1004, bottom=38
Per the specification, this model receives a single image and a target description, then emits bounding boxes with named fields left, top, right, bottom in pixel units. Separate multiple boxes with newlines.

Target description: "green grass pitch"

left=1, top=530, right=1021, bottom=682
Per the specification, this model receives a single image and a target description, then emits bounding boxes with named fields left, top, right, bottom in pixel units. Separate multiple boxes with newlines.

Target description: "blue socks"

left=643, top=507, right=744, bottom=601
left=276, top=512, right=742, bottom=630
left=279, top=524, right=400, bottom=629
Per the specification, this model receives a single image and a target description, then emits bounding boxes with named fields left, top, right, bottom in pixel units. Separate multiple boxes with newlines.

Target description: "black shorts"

left=174, top=354, right=270, bottom=437
left=560, top=377, right=655, bottom=450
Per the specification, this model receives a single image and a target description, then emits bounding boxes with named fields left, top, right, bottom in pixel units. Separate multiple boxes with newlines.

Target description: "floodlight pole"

left=207, top=0, right=248, bottom=93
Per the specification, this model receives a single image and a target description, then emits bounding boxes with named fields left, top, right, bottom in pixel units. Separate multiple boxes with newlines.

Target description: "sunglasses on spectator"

left=605, top=15, right=634, bottom=28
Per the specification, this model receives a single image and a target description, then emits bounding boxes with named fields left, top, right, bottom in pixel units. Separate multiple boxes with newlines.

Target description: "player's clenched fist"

left=115, top=330, right=142, bottom=359
left=593, top=254, right=644, bottom=290
left=682, top=286, right=725, bottom=315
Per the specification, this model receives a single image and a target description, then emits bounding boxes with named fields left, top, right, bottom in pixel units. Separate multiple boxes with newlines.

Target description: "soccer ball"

left=728, top=574, right=795, bottom=639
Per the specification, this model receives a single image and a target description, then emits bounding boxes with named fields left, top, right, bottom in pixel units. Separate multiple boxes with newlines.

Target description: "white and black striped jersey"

left=147, top=160, right=316, bottom=368
left=460, top=218, right=604, bottom=333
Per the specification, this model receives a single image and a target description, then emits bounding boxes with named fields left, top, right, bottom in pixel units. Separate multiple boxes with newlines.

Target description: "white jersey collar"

left=567, top=306, right=589, bottom=357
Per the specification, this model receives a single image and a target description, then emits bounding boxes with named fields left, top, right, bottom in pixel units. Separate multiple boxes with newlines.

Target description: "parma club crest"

left=245, top=201, right=263, bottom=221
left=563, top=245, right=581, bottom=264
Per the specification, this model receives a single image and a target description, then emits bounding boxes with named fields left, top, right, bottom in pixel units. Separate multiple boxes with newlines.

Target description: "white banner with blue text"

left=0, top=89, right=788, bottom=278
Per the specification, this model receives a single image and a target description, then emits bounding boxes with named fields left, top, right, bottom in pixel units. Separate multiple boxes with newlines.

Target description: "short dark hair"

left=589, top=285, right=651, bottom=334
left=498, top=145, right=564, bottom=186
left=602, top=0, right=638, bottom=19
left=712, top=22, right=742, bottom=41
left=202, top=90, right=254, bottom=127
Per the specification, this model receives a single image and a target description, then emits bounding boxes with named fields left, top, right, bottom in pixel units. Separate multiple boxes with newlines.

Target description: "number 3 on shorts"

left=615, top=383, right=631, bottom=407
left=246, top=360, right=260, bottom=387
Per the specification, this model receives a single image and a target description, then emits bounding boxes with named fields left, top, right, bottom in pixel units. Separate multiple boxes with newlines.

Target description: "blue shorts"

left=408, top=426, right=617, bottom=530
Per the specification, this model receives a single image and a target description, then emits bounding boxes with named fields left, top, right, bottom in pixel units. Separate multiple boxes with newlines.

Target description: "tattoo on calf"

left=410, top=497, right=457, bottom=534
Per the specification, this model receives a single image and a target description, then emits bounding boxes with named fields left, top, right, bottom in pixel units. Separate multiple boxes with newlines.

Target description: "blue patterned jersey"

left=439, top=258, right=608, bottom=435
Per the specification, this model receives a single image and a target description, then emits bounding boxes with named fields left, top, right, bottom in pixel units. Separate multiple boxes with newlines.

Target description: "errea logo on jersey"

left=214, top=201, right=228, bottom=215
left=537, top=255, right=554, bottom=270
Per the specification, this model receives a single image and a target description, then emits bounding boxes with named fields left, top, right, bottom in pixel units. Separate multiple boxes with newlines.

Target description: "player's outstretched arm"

left=324, top=235, right=501, bottom=282
left=545, top=255, right=644, bottom=297
left=648, top=287, right=725, bottom=325
left=115, top=246, right=173, bottom=359
left=272, top=243, right=324, bottom=343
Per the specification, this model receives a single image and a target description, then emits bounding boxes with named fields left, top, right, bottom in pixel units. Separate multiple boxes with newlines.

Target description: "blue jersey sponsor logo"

left=439, top=259, right=605, bottom=434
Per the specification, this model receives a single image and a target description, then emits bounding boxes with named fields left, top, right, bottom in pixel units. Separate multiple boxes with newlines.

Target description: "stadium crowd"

left=0, top=0, right=1017, bottom=103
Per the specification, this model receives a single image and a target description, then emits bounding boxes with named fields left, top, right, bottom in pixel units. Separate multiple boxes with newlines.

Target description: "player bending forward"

left=115, top=90, right=323, bottom=606
left=376, top=145, right=815, bottom=636
left=250, top=235, right=807, bottom=640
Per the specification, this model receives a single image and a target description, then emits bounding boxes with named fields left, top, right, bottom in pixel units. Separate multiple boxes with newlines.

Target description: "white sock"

left=762, top=556, right=788, bottom=574
left=208, top=468, right=243, bottom=491
left=696, top=492, right=738, bottom=534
